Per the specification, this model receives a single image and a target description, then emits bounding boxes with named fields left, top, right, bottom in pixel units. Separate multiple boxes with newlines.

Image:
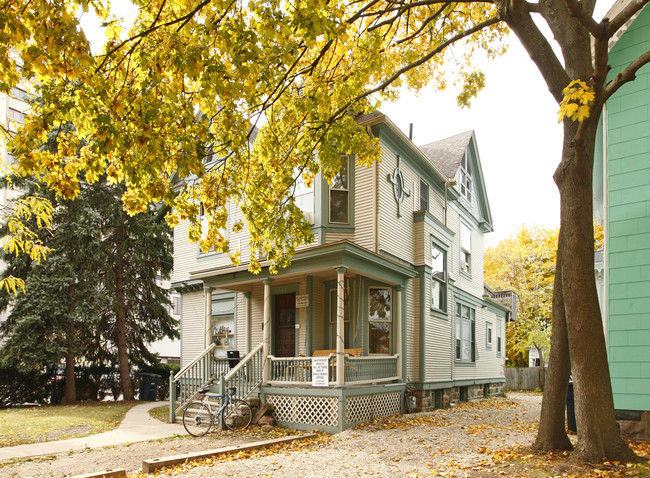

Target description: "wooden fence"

left=505, top=367, right=546, bottom=390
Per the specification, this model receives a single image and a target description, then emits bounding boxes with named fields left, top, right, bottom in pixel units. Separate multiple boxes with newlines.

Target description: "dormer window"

left=329, top=155, right=349, bottom=224
left=459, top=152, right=472, bottom=202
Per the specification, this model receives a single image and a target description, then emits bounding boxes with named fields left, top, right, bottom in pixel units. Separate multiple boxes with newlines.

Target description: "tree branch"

left=604, top=49, right=650, bottom=102
left=496, top=0, right=569, bottom=102
left=605, top=0, right=650, bottom=39
left=561, top=0, right=601, bottom=38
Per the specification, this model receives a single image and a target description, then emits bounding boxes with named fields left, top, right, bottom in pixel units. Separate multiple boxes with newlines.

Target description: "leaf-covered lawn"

left=0, top=401, right=138, bottom=447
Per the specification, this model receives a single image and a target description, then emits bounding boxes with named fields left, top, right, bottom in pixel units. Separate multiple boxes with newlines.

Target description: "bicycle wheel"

left=223, top=399, right=252, bottom=431
left=183, top=401, right=213, bottom=436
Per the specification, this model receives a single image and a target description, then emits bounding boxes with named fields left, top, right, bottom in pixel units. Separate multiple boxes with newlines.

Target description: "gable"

left=420, top=131, right=493, bottom=232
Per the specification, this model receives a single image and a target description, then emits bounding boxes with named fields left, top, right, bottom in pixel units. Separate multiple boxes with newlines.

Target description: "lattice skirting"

left=345, top=392, right=401, bottom=426
left=267, top=394, right=339, bottom=427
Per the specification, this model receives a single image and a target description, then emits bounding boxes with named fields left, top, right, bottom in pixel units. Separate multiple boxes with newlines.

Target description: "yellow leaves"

left=558, top=79, right=595, bottom=123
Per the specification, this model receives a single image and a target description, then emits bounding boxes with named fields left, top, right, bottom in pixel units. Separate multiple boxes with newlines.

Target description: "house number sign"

left=388, top=156, right=411, bottom=217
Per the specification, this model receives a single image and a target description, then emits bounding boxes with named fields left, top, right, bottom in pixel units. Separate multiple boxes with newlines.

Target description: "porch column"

left=244, top=292, right=251, bottom=353
left=396, top=286, right=403, bottom=380
left=204, top=286, right=213, bottom=349
left=262, top=278, right=273, bottom=383
left=336, top=267, right=347, bottom=386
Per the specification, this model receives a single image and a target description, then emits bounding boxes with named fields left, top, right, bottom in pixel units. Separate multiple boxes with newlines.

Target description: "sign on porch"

left=295, top=294, right=309, bottom=308
left=311, top=356, right=329, bottom=387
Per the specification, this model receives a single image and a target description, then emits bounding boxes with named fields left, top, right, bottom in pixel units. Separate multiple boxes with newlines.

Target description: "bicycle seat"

left=228, top=386, right=237, bottom=395
left=199, top=388, right=210, bottom=394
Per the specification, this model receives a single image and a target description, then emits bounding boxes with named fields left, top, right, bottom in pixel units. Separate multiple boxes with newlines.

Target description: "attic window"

left=459, top=152, right=472, bottom=202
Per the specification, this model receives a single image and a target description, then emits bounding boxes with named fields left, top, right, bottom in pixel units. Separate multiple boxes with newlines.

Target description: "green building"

left=594, top=0, right=650, bottom=440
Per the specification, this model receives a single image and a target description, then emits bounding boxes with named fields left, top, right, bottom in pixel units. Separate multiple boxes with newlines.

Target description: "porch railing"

left=218, top=341, right=264, bottom=401
left=169, top=342, right=266, bottom=422
left=268, top=354, right=399, bottom=386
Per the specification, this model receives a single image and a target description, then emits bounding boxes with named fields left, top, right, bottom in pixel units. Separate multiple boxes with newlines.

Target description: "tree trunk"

left=115, top=225, right=134, bottom=400
left=554, top=120, right=636, bottom=462
left=534, top=251, right=572, bottom=451
left=64, top=315, right=76, bottom=404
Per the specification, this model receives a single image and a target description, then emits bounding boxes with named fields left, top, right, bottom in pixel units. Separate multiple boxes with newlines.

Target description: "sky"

left=381, top=37, right=564, bottom=245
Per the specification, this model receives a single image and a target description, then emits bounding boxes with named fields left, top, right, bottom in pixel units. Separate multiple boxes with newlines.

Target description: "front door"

left=274, top=293, right=296, bottom=357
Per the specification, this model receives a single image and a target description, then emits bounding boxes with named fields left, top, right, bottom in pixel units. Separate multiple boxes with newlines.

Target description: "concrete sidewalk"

left=0, top=401, right=187, bottom=460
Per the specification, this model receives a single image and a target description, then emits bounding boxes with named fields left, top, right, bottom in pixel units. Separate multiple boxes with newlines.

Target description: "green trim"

left=371, top=123, right=447, bottom=194
left=415, top=265, right=427, bottom=382
left=414, top=211, right=455, bottom=243
left=399, top=285, right=407, bottom=380
left=270, top=284, right=299, bottom=356
left=172, top=279, right=204, bottom=293
left=451, top=285, right=484, bottom=308
left=199, top=241, right=417, bottom=288
left=408, top=377, right=505, bottom=390
left=486, top=321, right=493, bottom=350
left=306, top=276, right=313, bottom=356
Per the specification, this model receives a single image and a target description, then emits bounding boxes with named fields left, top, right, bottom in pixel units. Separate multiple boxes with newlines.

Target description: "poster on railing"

left=311, top=356, right=329, bottom=387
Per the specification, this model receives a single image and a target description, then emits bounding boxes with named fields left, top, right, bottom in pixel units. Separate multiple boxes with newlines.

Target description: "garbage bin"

left=566, top=381, right=576, bottom=432
left=139, top=373, right=162, bottom=401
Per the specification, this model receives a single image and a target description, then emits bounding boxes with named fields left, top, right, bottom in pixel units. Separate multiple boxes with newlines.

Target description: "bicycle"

left=182, top=386, right=252, bottom=436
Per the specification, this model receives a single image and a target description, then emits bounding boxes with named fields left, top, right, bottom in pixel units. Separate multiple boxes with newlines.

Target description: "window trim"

left=460, top=222, right=472, bottom=276
left=197, top=202, right=229, bottom=258
left=329, top=155, right=350, bottom=224
left=419, top=178, right=429, bottom=212
left=496, top=319, right=502, bottom=357
left=430, top=239, right=447, bottom=312
left=459, top=151, right=473, bottom=202
left=368, top=286, right=392, bottom=355
left=455, top=303, right=476, bottom=363
left=486, top=322, right=493, bottom=349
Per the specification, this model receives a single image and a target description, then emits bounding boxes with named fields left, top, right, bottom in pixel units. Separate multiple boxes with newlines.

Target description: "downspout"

left=375, top=158, right=380, bottom=253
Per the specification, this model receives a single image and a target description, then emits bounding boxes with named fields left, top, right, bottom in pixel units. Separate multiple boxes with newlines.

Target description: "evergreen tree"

left=0, top=178, right=177, bottom=402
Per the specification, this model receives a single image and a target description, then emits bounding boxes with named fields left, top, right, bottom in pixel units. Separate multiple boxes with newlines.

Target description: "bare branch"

left=496, top=0, right=569, bottom=102
left=604, top=49, right=650, bottom=102
left=605, top=0, right=650, bottom=39
left=330, top=16, right=500, bottom=120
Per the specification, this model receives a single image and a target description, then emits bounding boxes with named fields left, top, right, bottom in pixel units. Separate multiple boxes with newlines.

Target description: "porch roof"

left=188, top=240, right=417, bottom=290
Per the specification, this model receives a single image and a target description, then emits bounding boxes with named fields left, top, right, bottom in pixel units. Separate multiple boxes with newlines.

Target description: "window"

left=419, top=179, right=429, bottom=212
left=7, top=107, right=25, bottom=123
left=199, top=203, right=228, bottom=254
left=329, top=282, right=352, bottom=348
left=486, top=322, right=493, bottom=348
left=459, top=152, right=472, bottom=202
left=431, top=242, right=446, bottom=311
left=455, top=303, right=475, bottom=362
left=329, top=155, right=349, bottom=223
left=460, top=223, right=471, bottom=274
left=211, top=295, right=235, bottom=350
left=294, top=171, right=314, bottom=223
left=369, top=287, right=391, bottom=354
left=497, top=319, right=502, bottom=357
left=172, top=295, right=181, bottom=315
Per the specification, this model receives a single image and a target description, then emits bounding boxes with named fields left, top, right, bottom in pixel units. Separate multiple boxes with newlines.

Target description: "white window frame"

left=486, top=322, right=493, bottom=349
left=329, top=155, right=349, bottom=224
left=455, top=303, right=476, bottom=362
left=459, top=152, right=472, bottom=202
left=460, top=223, right=472, bottom=275
left=430, top=240, right=446, bottom=312
left=419, top=178, right=429, bottom=212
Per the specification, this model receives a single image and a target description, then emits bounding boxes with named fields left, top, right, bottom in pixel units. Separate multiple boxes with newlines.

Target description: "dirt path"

left=0, top=392, right=542, bottom=477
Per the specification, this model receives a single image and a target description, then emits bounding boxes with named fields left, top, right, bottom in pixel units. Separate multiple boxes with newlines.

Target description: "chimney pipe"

left=409, top=123, right=413, bottom=140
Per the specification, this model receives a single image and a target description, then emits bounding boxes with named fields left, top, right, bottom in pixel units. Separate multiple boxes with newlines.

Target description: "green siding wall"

left=606, top=5, right=650, bottom=412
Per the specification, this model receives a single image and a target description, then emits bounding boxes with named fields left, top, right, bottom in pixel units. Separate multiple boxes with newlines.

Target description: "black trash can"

left=566, top=381, right=576, bottom=432
left=227, top=350, right=240, bottom=369
left=139, top=373, right=162, bottom=401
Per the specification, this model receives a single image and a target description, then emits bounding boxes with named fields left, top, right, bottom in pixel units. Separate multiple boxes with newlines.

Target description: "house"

left=593, top=0, right=650, bottom=440
left=169, top=111, right=509, bottom=433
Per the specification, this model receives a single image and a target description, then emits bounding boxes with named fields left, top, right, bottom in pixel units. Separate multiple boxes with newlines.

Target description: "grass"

left=149, top=404, right=170, bottom=423
left=0, top=401, right=139, bottom=447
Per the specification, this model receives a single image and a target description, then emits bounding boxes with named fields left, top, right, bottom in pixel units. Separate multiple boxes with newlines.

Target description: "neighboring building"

left=0, top=72, right=31, bottom=330
left=170, top=111, right=510, bottom=433
left=593, top=0, right=650, bottom=439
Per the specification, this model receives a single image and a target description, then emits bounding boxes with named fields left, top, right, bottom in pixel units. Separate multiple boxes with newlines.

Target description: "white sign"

left=296, top=294, right=309, bottom=308
left=311, top=356, right=329, bottom=387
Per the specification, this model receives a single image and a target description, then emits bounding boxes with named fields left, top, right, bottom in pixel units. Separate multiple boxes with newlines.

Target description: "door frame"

left=271, top=284, right=300, bottom=357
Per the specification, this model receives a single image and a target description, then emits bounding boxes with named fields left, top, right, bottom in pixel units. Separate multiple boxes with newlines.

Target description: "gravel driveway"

left=0, top=392, right=542, bottom=477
